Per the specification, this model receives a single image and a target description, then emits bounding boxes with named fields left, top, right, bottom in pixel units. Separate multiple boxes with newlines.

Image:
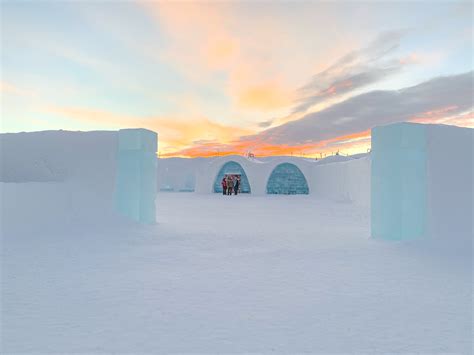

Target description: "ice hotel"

left=2, top=122, right=471, bottom=245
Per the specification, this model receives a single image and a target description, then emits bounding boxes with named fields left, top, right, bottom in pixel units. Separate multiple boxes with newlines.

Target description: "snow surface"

left=2, top=190, right=472, bottom=353
left=1, top=127, right=472, bottom=353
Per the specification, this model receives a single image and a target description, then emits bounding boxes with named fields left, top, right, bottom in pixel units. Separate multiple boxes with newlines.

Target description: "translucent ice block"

left=115, top=129, right=157, bottom=224
left=371, top=123, right=427, bottom=240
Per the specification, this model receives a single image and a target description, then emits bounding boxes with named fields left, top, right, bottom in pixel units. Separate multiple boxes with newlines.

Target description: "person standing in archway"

left=234, top=176, right=240, bottom=195
left=226, top=175, right=234, bottom=195
left=221, top=176, right=227, bottom=195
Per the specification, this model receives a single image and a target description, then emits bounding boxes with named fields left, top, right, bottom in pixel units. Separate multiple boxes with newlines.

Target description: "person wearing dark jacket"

left=234, top=176, right=240, bottom=195
left=226, top=175, right=234, bottom=195
left=221, top=176, right=227, bottom=195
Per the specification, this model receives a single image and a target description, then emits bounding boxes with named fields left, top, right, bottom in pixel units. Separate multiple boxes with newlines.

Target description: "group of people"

left=221, top=174, right=241, bottom=195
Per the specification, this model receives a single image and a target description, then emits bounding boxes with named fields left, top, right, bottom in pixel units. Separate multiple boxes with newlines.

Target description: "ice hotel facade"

left=195, top=156, right=316, bottom=195
left=194, top=151, right=371, bottom=205
left=1, top=122, right=472, bottom=245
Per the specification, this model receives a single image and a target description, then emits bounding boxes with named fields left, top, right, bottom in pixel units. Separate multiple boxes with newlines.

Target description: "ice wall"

left=371, top=122, right=473, bottom=244
left=311, top=157, right=370, bottom=207
left=115, top=129, right=158, bottom=224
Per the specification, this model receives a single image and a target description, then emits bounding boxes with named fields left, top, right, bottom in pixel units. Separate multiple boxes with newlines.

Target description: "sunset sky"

left=1, top=1, right=473, bottom=157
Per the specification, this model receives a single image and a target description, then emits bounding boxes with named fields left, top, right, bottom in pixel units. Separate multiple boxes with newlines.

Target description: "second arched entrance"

left=266, top=163, right=309, bottom=194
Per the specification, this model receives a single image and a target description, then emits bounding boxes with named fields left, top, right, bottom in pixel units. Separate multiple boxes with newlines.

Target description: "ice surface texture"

left=371, top=123, right=427, bottom=240
left=115, top=129, right=157, bottom=224
left=267, top=163, right=309, bottom=194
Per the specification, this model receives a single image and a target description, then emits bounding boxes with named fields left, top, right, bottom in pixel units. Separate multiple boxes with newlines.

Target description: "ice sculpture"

left=267, top=163, right=309, bottom=194
left=371, top=123, right=427, bottom=240
left=115, top=129, right=157, bottom=223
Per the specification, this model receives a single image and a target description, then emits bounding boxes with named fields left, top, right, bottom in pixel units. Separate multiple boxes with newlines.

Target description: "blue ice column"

left=115, top=129, right=158, bottom=224
left=371, top=123, right=427, bottom=240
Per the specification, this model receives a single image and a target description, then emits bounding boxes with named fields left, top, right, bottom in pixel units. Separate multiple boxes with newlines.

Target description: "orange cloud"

left=142, top=1, right=239, bottom=77
left=410, top=106, right=474, bottom=128
left=164, top=129, right=371, bottom=158
left=236, top=81, right=294, bottom=111
left=140, top=1, right=340, bottom=117
left=43, top=105, right=253, bottom=155
left=42, top=103, right=385, bottom=158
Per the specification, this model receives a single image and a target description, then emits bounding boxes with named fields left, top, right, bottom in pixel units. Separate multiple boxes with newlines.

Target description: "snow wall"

left=0, top=129, right=158, bottom=232
left=311, top=157, right=371, bottom=207
left=371, top=122, right=473, bottom=245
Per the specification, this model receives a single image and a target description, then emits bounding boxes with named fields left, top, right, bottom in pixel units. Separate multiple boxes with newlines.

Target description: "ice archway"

left=266, top=163, right=309, bottom=194
left=213, top=161, right=251, bottom=193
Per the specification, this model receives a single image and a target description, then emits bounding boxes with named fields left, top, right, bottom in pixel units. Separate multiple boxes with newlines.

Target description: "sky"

left=1, top=0, right=473, bottom=157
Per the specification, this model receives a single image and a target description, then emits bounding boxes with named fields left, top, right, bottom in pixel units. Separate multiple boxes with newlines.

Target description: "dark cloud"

left=294, top=31, right=409, bottom=113
left=258, top=119, right=274, bottom=128
left=244, top=71, right=473, bottom=145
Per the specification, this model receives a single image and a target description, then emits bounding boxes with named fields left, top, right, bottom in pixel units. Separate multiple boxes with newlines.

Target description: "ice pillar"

left=371, top=123, right=427, bottom=240
left=115, top=129, right=157, bottom=224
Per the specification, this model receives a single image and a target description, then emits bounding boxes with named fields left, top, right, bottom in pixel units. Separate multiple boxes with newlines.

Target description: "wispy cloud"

left=293, top=31, right=410, bottom=114
left=251, top=71, right=473, bottom=146
left=173, top=71, right=473, bottom=157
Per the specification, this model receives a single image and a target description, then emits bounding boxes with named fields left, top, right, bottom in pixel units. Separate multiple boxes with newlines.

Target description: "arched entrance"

left=213, top=161, right=251, bottom=193
left=266, top=163, right=309, bottom=194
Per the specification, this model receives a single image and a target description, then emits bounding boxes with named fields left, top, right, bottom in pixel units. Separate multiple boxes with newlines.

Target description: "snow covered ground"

left=1, top=192, right=472, bottom=353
